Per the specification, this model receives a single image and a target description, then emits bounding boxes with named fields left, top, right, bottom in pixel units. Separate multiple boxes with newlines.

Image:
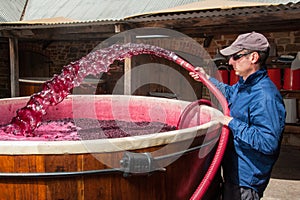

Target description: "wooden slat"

left=0, top=156, right=15, bottom=199
left=44, top=154, right=80, bottom=199
left=13, top=156, right=46, bottom=200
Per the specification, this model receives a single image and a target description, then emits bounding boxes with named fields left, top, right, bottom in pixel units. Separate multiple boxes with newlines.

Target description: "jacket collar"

left=237, top=68, right=267, bottom=89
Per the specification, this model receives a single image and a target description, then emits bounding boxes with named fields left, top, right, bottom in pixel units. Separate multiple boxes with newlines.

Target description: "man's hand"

left=220, top=115, right=233, bottom=126
left=189, top=67, right=210, bottom=81
left=200, top=105, right=232, bottom=126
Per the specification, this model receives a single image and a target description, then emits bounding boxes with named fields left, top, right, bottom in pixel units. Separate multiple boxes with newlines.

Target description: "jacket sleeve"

left=209, top=77, right=235, bottom=101
left=228, top=96, right=285, bottom=155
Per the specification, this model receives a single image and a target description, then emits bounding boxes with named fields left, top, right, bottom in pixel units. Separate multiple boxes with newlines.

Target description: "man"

left=190, top=31, right=286, bottom=199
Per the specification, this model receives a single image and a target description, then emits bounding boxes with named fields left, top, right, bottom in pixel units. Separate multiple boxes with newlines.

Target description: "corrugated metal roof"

left=22, top=0, right=202, bottom=21
left=0, top=0, right=299, bottom=26
left=0, top=0, right=27, bottom=22
left=23, top=0, right=298, bottom=22
left=11, top=17, right=79, bottom=24
left=127, top=1, right=300, bottom=22
left=127, top=0, right=281, bottom=17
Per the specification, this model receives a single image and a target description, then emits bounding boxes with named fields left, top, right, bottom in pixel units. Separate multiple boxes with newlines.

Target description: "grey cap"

left=220, top=31, right=270, bottom=56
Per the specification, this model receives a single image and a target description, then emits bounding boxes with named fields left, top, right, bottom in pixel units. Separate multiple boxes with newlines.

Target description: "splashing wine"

left=1, top=43, right=185, bottom=136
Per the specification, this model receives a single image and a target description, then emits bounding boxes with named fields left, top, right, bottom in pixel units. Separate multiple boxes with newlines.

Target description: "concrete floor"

left=262, top=145, right=300, bottom=200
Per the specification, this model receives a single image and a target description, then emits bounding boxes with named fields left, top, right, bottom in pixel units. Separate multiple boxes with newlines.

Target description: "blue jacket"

left=210, top=68, right=286, bottom=196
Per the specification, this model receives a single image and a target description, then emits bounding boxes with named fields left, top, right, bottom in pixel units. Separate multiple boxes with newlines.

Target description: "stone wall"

left=18, top=40, right=102, bottom=75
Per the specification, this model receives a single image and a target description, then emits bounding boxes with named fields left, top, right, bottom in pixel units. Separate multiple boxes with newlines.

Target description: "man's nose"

left=228, top=57, right=235, bottom=65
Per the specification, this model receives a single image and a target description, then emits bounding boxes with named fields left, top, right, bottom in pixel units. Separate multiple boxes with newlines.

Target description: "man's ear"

left=251, top=52, right=260, bottom=64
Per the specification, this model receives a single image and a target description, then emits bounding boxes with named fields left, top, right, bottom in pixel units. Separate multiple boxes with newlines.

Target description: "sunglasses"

left=231, top=51, right=253, bottom=61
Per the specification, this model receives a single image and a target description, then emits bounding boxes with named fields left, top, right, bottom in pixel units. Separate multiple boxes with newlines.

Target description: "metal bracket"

left=120, top=151, right=165, bottom=177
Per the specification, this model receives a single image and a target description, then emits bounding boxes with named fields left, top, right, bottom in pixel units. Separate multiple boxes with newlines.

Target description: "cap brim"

left=219, top=46, right=241, bottom=56
left=212, top=57, right=226, bottom=61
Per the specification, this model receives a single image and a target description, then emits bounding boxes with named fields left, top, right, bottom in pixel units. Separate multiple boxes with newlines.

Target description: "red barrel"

left=230, top=70, right=240, bottom=85
left=218, top=69, right=229, bottom=84
left=267, top=68, right=282, bottom=89
left=283, top=68, right=300, bottom=90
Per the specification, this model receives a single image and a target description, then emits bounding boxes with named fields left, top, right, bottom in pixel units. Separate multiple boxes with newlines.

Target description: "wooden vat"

left=0, top=95, right=222, bottom=200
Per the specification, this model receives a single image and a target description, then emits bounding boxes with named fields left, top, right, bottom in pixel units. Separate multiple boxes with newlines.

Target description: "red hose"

left=171, top=55, right=230, bottom=200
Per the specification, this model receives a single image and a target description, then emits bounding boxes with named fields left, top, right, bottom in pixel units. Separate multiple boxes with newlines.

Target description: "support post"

left=123, top=33, right=136, bottom=95
left=9, top=38, right=19, bottom=97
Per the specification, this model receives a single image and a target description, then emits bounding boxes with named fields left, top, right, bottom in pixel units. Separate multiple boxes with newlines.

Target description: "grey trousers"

left=222, top=182, right=260, bottom=200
